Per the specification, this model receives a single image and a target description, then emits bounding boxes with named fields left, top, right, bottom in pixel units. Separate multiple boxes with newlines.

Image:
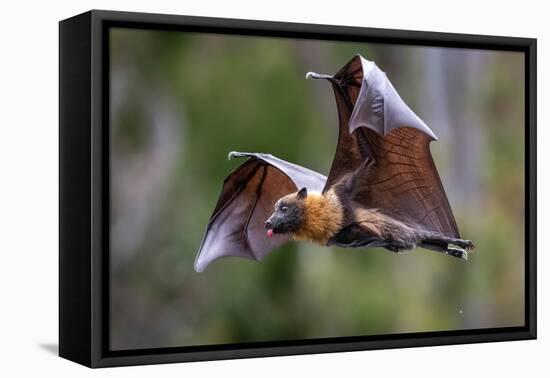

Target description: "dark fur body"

left=328, top=174, right=422, bottom=251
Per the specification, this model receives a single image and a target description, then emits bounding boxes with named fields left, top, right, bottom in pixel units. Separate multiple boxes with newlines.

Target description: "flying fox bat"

left=194, top=54, right=474, bottom=272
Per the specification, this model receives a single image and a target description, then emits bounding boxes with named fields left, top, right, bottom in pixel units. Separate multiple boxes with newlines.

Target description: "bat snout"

left=265, top=215, right=284, bottom=234
left=265, top=219, right=276, bottom=238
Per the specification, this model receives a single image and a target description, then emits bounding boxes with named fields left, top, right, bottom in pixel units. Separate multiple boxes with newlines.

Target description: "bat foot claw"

left=454, top=239, right=475, bottom=251
left=447, top=247, right=468, bottom=260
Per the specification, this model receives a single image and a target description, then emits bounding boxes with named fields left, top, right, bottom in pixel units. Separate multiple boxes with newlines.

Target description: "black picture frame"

left=59, top=9, right=537, bottom=368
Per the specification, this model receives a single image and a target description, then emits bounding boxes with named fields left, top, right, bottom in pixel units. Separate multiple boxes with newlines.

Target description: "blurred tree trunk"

left=421, top=48, right=487, bottom=214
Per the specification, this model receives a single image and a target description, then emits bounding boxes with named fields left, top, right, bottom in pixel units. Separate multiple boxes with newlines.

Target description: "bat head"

left=265, top=187, right=308, bottom=237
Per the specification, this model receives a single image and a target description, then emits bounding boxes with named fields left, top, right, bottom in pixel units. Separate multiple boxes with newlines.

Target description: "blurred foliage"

left=109, top=28, right=525, bottom=350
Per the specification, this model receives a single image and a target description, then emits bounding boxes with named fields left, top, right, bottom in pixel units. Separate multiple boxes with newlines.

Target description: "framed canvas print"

left=59, top=10, right=537, bottom=368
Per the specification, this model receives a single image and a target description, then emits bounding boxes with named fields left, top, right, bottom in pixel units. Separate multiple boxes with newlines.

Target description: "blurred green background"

left=109, top=28, right=525, bottom=350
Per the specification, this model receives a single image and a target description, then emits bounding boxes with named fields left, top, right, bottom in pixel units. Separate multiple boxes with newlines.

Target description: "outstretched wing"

left=194, top=152, right=326, bottom=272
left=318, top=55, right=459, bottom=238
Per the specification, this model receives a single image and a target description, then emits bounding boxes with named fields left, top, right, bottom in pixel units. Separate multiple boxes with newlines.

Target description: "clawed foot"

left=446, top=239, right=474, bottom=260
left=446, top=246, right=468, bottom=260
left=452, top=239, right=475, bottom=251
left=420, top=236, right=475, bottom=261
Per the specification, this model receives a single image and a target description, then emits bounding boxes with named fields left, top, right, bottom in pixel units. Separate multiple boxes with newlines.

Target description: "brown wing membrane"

left=194, top=152, right=326, bottom=272
left=322, top=57, right=365, bottom=190
left=352, top=127, right=460, bottom=237
left=321, top=55, right=459, bottom=238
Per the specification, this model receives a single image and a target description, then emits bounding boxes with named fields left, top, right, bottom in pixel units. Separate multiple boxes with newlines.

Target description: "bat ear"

left=296, top=187, right=308, bottom=200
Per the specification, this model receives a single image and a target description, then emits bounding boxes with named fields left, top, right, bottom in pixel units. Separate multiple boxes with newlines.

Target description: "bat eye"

left=280, top=206, right=289, bottom=213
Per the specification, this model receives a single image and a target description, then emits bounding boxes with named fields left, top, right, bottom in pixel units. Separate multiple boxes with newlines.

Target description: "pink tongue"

left=267, top=229, right=274, bottom=238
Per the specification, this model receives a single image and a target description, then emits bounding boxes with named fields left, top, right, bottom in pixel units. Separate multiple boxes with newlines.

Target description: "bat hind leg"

left=419, top=235, right=474, bottom=260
